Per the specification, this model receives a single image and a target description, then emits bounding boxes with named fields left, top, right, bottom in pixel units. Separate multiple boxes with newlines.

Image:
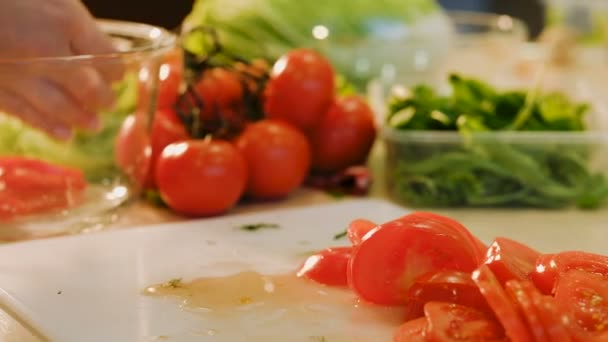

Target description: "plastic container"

left=0, top=20, right=176, bottom=237
left=379, top=12, right=608, bottom=209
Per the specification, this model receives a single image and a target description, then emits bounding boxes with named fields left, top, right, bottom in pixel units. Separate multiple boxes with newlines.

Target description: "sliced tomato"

left=472, top=265, right=533, bottom=342
left=346, top=218, right=376, bottom=245
left=296, top=247, right=352, bottom=287
left=407, top=270, right=490, bottom=314
left=485, top=237, right=540, bottom=286
left=348, top=213, right=479, bottom=306
left=504, top=280, right=548, bottom=342
left=527, top=286, right=571, bottom=341
left=532, top=251, right=608, bottom=295
left=554, top=269, right=608, bottom=341
left=424, top=302, right=505, bottom=341
left=393, top=317, right=428, bottom=342
left=0, top=157, right=87, bottom=220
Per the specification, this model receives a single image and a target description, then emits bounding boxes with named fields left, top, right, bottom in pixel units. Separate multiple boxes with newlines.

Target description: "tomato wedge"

left=424, top=302, right=505, bottom=341
left=348, top=213, right=479, bottom=306
left=528, top=288, right=571, bottom=341
left=0, top=157, right=87, bottom=220
left=346, top=218, right=376, bottom=245
left=485, top=237, right=540, bottom=286
left=532, top=251, right=608, bottom=295
left=554, top=270, right=608, bottom=341
left=296, top=247, right=352, bottom=287
left=407, top=270, right=490, bottom=314
left=472, top=265, right=533, bottom=342
left=393, top=317, right=428, bottom=342
left=505, top=280, right=548, bottom=342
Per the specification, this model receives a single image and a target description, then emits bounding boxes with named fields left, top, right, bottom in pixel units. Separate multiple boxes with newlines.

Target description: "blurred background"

left=82, top=0, right=545, bottom=37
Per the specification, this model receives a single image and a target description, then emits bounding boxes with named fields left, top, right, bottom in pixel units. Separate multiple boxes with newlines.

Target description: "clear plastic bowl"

left=378, top=12, right=608, bottom=209
left=0, top=20, right=176, bottom=237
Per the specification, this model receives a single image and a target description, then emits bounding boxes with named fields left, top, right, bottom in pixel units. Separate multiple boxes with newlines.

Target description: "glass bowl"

left=0, top=20, right=176, bottom=238
left=375, top=11, right=608, bottom=209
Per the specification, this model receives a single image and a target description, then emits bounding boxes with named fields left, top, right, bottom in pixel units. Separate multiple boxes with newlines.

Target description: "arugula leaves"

left=386, top=74, right=608, bottom=209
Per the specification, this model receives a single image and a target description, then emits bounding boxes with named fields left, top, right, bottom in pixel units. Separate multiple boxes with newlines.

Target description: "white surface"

left=0, top=199, right=409, bottom=342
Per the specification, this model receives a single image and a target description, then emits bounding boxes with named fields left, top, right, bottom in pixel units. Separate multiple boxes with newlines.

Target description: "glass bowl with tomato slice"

left=0, top=20, right=176, bottom=237
left=376, top=11, right=608, bottom=210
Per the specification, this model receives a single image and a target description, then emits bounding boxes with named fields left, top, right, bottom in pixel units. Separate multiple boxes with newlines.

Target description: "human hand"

left=0, top=0, right=121, bottom=140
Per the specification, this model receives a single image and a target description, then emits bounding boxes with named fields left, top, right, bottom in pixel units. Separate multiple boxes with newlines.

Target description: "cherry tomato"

left=531, top=251, right=608, bottom=295
left=296, top=247, right=352, bottom=287
left=155, top=139, right=247, bottom=216
left=532, top=293, right=572, bottom=341
left=346, top=218, right=377, bottom=245
left=555, top=270, right=608, bottom=340
left=424, top=302, right=505, bottom=341
left=472, top=265, right=533, bottom=342
left=485, top=237, right=540, bottom=286
left=0, top=157, right=87, bottom=220
left=115, top=113, right=152, bottom=187
left=504, top=280, right=548, bottom=342
left=235, top=119, right=311, bottom=199
left=264, top=49, right=335, bottom=132
left=407, top=270, right=490, bottom=314
left=393, top=317, right=428, bottom=342
left=146, top=108, right=189, bottom=188
left=194, top=67, right=244, bottom=113
left=138, top=49, right=183, bottom=111
left=348, top=213, right=479, bottom=306
left=310, top=96, right=377, bottom=173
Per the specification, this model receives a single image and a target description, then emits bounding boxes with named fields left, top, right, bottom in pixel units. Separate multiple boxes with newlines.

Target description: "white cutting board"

left=0, top=199, right=410, bottom=342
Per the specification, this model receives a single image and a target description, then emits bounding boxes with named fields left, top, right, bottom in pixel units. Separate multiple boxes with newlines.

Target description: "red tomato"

left=348, top=213, right=479, bottom=306
left=115, top=113, right=152, bottom=187
left=531, top=251, right=608, bottom=295
left=424, top=302, right=505, bottom=341
left=296, top=247, right=352, bottom=287
left=532, top=294, right=572, bottom=341
left=155, top=139, right=247, bottom=216
left=146, top=108, right=190, bottom=188
left=138, top=49, right=183, bottom=111
left=393, top=317, right=428, bottom=342
left=485, top=237, right=540, bottom=286
left=504, top=280, right=548, bottom=342
left=194, top=68, right=244, bottom=113
left=264, top=49, right=335, bottom=132
left=310, top=96, right=377, bottom=173
left=235, top=120, right=311, bottom=199
left=472, top=265, right=533, bottom=342
left=347, top=218, right=377, bottom=245
left=407, top=270, right=490, bottom=314
left=0, top=157, right=87, bottom=220
left=555, top=270, right=608, bottom=340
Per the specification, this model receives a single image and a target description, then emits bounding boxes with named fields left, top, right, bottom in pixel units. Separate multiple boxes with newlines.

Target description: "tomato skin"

left=348, top=213, right=479, bottom=306
left=472, top=265, right=533, bottom=342
left=194, top=68, right=244, bottom=114
left=138, top=49, right=183, bottom=111
left=407, top=270, right=491, bottom=314
left=235, top=120, right=311, bottom=199
left=146, top=108, right=189, bottom=188
left=393, top=317, right=428, bottom=342
left=264, top=49, right=335, bottom=132
left=424, top=302, right=505, bottom=342
left=310, top=96, right=377, bottom=173
left=504, top=280, right=549, bottom=342
left=485, top=237, right=540, bottom=286
left=115, top=113, right=152, bottom=187
left=296, top=247, right=352, bottom=287
left=346, top=218, right=377, bottom=245
left=155, top=139, right=247, bottom=216
left=531, top=251, right=608, bottom=295
left=554, top=270, right=608, bottom=340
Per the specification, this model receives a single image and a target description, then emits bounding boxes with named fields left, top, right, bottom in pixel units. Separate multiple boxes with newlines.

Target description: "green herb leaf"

left=238, top=223, right=280, bottom=231
left=333, top=230, right=348, bottom=240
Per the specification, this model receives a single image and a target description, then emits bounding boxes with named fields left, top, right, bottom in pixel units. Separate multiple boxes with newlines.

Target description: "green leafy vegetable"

left=386, top=74, right=607, bottom=209
left=333, top=230, right=348, bottom=240
left=238, top=223, right=280, bottom=231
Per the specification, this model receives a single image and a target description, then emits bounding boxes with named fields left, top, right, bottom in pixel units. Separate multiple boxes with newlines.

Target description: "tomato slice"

left=504, top=280, right=548, bottom=342
left=472, top=265, right=533, bottom=342
left=347, top=218, right=376, bottom=245
left=393, top=317, right=428, bottom=342
left=296, top=247, right=352, bottom=287
left=424, top=302, right=505, bottom=341
left=485, top=237, right=540, bottom=286
left=0, top=157, right=87, bottom=220
left=554, top=270, right=608, bottom=341
left=348, top=213, right=479, bottom=306
left=407, top=270, right=490, bottom=314
left=528, top=288, right=571, bottom=341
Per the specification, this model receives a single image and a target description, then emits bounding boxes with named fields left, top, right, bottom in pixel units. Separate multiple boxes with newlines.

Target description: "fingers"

left=46, top=65, right=115, bottom=114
